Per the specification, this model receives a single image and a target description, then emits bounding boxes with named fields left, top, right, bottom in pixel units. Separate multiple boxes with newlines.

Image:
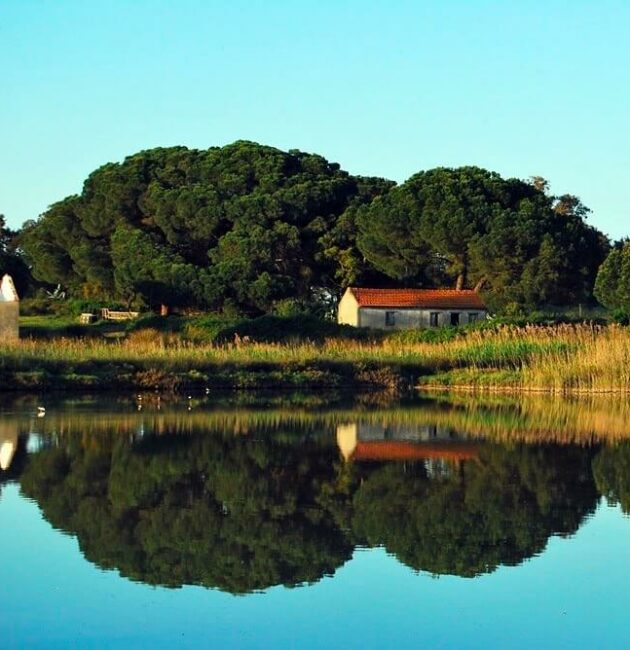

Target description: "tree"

left=594, top=241, right=630, bottom=313
left=0, top=214, right=31, bottom=296
left=110, top=225, right=207, bottom=309
left=356, top=168, right=608, bottom=310
left=20, top=142, right=392, bottom=313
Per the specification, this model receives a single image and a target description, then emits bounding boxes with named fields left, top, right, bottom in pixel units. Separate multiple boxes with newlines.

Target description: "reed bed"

left=2, top=323, right=630, bottom=393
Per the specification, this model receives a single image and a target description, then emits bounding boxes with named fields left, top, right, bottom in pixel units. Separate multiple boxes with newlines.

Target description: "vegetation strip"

left=2, top=322, right=630, bottom=394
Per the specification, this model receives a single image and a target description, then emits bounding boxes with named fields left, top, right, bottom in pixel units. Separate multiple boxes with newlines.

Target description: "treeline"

left=3, top=141, right=627, bottom=315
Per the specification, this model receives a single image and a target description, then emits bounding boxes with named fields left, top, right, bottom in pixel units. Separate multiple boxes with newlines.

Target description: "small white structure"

left=337, top=287, right=487, bottom=329
left=0, top=274, right=19, bottom=341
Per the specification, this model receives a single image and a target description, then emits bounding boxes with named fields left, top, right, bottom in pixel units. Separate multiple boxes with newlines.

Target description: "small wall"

left=337, top=289, right=360, bottom=326
left=0, top=303, right=19, bottom=341
left=358, top=308, right=486, bottom=329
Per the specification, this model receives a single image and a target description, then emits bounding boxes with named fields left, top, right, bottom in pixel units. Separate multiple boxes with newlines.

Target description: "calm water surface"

left=2, top=393, right=630, bottom=649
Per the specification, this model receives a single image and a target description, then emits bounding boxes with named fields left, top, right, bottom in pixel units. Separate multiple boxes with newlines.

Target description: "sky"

left=1, top=0, right=628, bottom=239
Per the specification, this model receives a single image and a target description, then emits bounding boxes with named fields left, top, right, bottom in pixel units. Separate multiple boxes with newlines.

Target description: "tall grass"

left=3, top=323, right=630, bottom=393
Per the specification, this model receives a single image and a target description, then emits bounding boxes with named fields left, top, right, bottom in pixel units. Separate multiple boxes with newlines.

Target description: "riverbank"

left=1, top=323, right=629, bottom=394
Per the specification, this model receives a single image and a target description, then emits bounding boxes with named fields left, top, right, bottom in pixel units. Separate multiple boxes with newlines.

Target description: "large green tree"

left=20, top=142, right=391, bottom=313
left=356, top=168, right=608, bottom=309
left=594, top=240, right=630, bottom=313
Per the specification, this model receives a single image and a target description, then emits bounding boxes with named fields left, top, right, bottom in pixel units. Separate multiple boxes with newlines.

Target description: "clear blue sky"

left=1, top=0, right=628, bottom=239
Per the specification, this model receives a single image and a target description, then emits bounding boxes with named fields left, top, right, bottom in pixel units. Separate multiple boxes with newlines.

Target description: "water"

left=2, top=393, right=630, bottom=648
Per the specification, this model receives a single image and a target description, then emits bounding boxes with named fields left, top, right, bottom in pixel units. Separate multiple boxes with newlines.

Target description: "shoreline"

left=2, top=360, right=630, bottom=396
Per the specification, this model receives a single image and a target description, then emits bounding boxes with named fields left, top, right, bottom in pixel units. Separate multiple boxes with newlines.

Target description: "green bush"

left=20, top=297, right=70, bottom=316
left=126, top=314, right=184, bottom=333
left=178, top=313, right=373, bottom=344
left=611, top=309, right=630, bottom=325
left=183, top=314, right=241, bottom=343
left=214, top=314, right=366, bottom=344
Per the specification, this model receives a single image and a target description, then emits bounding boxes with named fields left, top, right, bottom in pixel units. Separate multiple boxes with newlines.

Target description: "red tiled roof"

left=349, top=287, right=486, bottom=310
left=353, top=441, right=479, bottom=462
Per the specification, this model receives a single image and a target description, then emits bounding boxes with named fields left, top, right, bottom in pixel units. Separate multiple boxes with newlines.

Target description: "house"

left=0, top=274, right=19, bottom=341
left=337, top=287, right=487, bottom=329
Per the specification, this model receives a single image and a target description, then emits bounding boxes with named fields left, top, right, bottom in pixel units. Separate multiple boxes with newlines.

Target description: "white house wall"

left=358, top=308, right=486, bottom=329
left=0, top=275, right=19, bottom=341
left=337, top=289, right=360, bottom=326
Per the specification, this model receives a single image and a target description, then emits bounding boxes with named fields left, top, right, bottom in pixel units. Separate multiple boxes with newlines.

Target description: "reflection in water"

left=592, top=442, right=630, bottom=514
left=2, top=394, right=622, bottom=594
left=352, top=445, right=597, bottom=577
left=0, top=426, right=17, bottom=471
left=0, top=420, right=27, bottom=496
left=20, top=430, right=353, bottom=593
left=337, top=422, right=479, bottom=463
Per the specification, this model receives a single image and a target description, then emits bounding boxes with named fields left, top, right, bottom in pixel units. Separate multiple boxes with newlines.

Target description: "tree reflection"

left=20, top=432, right=352, bottom=593
left=19, top=430, right=599, bottom=591
left=592, top=442, right=630, bottom=513
left=351, top=445, right=598, bottom=577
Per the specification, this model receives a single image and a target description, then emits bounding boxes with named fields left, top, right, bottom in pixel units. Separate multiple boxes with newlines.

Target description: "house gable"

left=337, top=287, right=360, bottom=326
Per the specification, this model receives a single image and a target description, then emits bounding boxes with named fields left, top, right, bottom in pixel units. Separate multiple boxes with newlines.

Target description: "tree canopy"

left=19, top=142, right=391, bottom=313
left=355, top=168, right=609, bottom=310
left=18, top=144, right=611, bottom=314
left=0, top=214, right=30, bottom=296
left=594, top=240, right=630, bottom=314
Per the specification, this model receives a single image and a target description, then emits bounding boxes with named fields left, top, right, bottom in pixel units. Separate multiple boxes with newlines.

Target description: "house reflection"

left=337, top=422, right=479, bottom=476
left=0, top=421, right=19, bottom=471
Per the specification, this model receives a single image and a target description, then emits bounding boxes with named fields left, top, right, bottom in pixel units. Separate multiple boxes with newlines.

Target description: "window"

left=450, top=312, right=460, bottom=326
left=385, top=311, right=396, bottom=326
left=429, top=312, right=439, bottom=327
left=468, top=312, right=479, bottom=324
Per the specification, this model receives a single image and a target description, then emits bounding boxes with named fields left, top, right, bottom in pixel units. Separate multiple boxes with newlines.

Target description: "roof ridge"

left=347, top=286, right=486, bottom=309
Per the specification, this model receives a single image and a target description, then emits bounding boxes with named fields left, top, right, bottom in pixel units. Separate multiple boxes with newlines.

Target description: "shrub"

left=126, top=314, right=183, bottom=333
left=611, top=309, right=630, bottom=326
left=212, top=314, right=372, bottom=344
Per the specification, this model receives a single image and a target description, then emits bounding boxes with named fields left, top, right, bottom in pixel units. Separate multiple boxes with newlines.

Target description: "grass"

left=3, top=318, right=630, bottom=393
left=19, top=315, right=126, bottom=338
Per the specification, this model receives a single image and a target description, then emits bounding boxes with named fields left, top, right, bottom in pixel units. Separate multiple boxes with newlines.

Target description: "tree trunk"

left=474, top=277, right=487, bottom=292
left=455, top=274, right=465, bottom=290
left=160, top=304, right=170, bottom=317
